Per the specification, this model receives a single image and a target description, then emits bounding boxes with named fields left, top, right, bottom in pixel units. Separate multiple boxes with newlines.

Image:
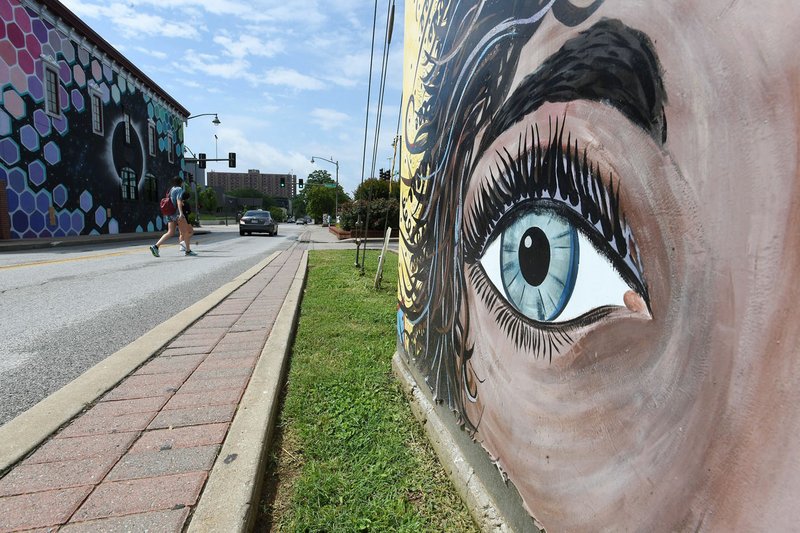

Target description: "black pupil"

left=519, top=226, right=550, bottom=286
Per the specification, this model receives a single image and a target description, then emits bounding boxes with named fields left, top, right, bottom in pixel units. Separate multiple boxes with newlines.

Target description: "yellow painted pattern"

left=399, top=0, right=446, bottom=339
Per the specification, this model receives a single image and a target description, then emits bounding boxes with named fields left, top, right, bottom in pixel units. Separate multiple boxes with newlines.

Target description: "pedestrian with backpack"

left=150, top=176, right=197, bottom=257
left=178, top=190, right=194, bottom=252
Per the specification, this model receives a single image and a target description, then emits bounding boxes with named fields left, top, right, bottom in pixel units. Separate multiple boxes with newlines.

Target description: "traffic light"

left=187, top=172, right=194, bottom=184
left=228, top=152, right=236, bottom=168
left=280, top=177, right=285, bottom=188
left=298, top=178, right=304, bottom=189
left=198, top=153, right=206, bottom=169
left=379, top=168, right=390, bottom=180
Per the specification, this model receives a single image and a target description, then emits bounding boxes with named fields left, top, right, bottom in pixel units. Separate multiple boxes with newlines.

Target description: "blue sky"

left=59, top=0, right=404, bottom=196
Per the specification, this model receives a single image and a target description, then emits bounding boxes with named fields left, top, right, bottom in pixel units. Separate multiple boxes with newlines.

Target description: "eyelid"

left=462, top=115, right=648, bottom=303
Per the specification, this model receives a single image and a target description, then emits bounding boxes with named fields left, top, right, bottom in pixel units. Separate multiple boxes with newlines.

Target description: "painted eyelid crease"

left=463, top=117, right=648, bottom=303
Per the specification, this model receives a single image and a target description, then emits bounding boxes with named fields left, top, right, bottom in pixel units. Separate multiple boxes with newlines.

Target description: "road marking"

left=0, top=245, right=179, bottom=271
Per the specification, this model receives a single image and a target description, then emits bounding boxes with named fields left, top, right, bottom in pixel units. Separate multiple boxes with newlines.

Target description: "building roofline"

left=33, top=0, right=190, bottom=119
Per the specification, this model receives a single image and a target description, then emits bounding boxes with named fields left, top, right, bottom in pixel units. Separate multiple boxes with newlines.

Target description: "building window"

left=91, top=93, right=103, bottom=135
left=123, top=114, right=131, bottom=144
left=121, top=167, right=137, bottom=200
left=144, top=173, right=158, bottom=201
left=147, top=120, right=156, bottom=156
left=44, top=64, right=60, bottom=117
left=167, top=132, right=174, bottom=163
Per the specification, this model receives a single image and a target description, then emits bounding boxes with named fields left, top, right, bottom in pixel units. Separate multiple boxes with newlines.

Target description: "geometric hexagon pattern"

left=19, top=189, right=35, bottom=214
left=54, top=183, right=68, bottom=207
left=20, top=124, right=39, bottom=151
left=35, top=190, right=50, bottom=213
left=28, top=159, right=46, bottom=186
left=0, top=138, right=20, bottom=165
left=8, top=167, right=26, bottom=193
left=43, top=141, right=60, bottom=164
left=32, top=109, right=51, bottom=136
left=94, top=205, right=106, bottom=227
left=2, top=1, right=186, bottom=240
left=79, top=190, right=92, bottom=212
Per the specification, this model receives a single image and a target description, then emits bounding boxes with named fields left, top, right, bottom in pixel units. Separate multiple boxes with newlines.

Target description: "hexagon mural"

left=19, top=124, right=39, bottom=151
left=28, top=159, right=45, bottom=186
left=79, top=190, right=92, bottom=212
left=54, top=183, right=67, bottom=207
left=1, top=0, right=188, bottom=240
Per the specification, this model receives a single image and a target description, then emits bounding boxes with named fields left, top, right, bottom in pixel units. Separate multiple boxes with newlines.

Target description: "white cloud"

left=310, top=108, right=350, bottom=131
left=213, top=34, right=284, bottom=59
left=176, top=51, right=255, bottom=82
left=61, top=1, right=200, bottom=39
left=262, top=67, right=324, bottom=91
left=134, top=46, right=168, bottom=60
left=220, top=127, right=314, bottom=176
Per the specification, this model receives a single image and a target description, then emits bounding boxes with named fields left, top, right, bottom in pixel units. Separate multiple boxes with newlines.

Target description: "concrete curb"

left=392, top=352, right=515, bottom=533
left=0, top=229, right=212, bottom=252
left=188, top=250, right=308, bottom=533
left=0, top=250, right=283, bottom=474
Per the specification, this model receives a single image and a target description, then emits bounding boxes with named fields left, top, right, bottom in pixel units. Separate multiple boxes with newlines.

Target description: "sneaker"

left=149, top=245, right=160, bottom=257
left=179, top=241, right=186, bottom=252
left=185, top=250, right=197, bottom=256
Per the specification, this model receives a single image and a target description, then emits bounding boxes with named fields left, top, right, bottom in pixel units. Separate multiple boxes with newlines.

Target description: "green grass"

left=259, top=250, right=477, bottom=532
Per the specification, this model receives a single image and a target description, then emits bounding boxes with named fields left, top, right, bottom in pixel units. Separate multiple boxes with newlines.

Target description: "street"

left=0, top=224, right=303, bottom=425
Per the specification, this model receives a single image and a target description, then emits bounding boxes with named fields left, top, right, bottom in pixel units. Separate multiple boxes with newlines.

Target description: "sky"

left=59, top=0, right=405, bottom=196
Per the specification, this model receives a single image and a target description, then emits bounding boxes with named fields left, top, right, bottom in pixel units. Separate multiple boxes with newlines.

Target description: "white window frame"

left=147, top=119, right=156, bottom=156
left=42, top=56, right=61, bottom=118
left=123, top=114, right=131, bottom=144
left=167, top=131, right=174, bottom=163
left=121, top=167, right=137, bottom=200
left=89, top=86, right=103, bottom=136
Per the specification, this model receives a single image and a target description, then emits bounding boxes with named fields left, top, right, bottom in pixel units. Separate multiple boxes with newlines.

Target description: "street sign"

left=324, top=183, right=337, bottom=188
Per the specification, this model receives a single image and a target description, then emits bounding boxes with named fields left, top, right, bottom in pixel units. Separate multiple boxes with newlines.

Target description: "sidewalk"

left=0, top=246, right=307, bottom=532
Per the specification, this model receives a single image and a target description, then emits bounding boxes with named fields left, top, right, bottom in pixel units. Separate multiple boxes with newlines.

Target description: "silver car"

left=239, top=210, right=278, bottom=236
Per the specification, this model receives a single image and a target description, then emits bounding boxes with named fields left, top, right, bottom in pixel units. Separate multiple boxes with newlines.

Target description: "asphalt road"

left=0, top=224, right=302, bottom=426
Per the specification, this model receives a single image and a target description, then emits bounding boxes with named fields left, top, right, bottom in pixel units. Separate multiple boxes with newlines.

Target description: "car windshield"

left=243, top=211, right=265, bottom=217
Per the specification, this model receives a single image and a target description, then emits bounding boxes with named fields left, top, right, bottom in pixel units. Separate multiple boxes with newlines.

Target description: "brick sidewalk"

left=0, top=248, right=304, bottom=532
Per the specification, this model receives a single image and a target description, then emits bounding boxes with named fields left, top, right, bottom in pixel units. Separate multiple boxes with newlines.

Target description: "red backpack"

left=160, top=189, right=177, bottom=216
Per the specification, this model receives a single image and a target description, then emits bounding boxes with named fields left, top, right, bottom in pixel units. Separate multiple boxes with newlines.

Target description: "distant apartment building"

left=1, top=0, right=189, bottom=240
left=207, top=169, right=295, bottom=209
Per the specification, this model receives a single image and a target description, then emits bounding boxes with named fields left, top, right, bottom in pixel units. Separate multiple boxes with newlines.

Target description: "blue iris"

left=500, top=209, right=579, bottom=321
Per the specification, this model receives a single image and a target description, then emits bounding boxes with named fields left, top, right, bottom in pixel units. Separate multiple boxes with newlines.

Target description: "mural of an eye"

left=480, top=205, right=634, bottom=322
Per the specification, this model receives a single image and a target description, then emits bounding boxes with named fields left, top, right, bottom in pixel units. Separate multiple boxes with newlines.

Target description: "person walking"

left=179, top=190, right=194, bottom=252
left=149, top=177, right=197, bottom=257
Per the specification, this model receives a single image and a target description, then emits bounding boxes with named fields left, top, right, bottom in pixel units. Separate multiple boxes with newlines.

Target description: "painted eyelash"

left=468, top=263, right=576, bottom=361
left=463, top=115, right=647, bottom=297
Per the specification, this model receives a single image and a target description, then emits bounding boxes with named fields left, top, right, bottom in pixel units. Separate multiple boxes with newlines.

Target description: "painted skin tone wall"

left=401, top=1, right=800, bottom=530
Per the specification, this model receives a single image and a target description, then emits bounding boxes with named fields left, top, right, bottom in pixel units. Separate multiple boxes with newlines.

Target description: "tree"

left=292, top=195, right=306, bottom=218
left=198, top=186, right=218, bottom=213
left=294, top=169, right=349, bottom=222
left=305, top=185, right=337, bottom=222
left=269, top=207, right=287, bottom=222
left=307, top=169, right=334, bottom=185
left=340, top=198, right=399, bottom=231
left=354, top=177, right=400, bottom=201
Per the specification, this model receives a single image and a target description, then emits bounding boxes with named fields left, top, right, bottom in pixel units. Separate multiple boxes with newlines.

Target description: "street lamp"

left=186, top=113, right=221, bottom=125
left=310, top=155, right=339, bottom=225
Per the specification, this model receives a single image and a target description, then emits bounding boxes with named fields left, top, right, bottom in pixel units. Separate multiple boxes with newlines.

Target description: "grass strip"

left=258, top=250, right=477, bottom=532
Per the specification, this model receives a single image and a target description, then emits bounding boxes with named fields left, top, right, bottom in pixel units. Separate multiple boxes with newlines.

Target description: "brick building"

left=207, top=169, right=295, bottom=209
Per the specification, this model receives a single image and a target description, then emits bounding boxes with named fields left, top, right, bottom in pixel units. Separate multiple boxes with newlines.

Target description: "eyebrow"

left=478, top=18, right=667, bottom=157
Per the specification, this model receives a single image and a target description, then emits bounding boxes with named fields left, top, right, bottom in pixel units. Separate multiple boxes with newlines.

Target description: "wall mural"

left=1, top=0, right=184, bottom=239
left=398, top=1, right=800, bottom=530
